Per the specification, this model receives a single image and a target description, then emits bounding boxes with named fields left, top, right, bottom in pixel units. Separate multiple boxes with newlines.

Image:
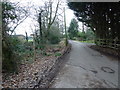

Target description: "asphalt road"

left=51, top=40, right=118, bottom=88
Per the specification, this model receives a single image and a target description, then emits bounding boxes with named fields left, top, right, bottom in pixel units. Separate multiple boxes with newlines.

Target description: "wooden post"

left=64, top=7, right=68, bottom=46
left=25, top=31, right=28, bottom=42
left=0, top=2, right=2, bottom=87
left=39, top=10, right=44, bottom=44
left=33, top=34, right=36, bottom=61
left=82, top=22, right=85, bottom=33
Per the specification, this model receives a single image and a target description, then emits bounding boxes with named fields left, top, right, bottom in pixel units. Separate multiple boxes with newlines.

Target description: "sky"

left=10, top=0, right=83, bottom=36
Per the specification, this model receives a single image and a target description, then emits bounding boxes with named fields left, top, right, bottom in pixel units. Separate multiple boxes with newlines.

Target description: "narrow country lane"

left=51, top=40, right=118, bottom=88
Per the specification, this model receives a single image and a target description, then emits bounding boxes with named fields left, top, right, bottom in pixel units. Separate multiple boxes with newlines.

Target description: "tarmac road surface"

left=51, top=40, right=119, bottom=88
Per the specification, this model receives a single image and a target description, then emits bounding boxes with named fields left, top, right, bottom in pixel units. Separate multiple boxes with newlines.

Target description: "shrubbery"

left=2, top=36, right=22, bottom=73
left=48, top=25, right=61, bottom=44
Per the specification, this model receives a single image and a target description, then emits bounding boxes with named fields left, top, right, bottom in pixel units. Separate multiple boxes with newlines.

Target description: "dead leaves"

left=3, top=43, right=66, bottom=88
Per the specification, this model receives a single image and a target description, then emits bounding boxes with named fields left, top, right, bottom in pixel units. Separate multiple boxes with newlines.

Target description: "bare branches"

left=2, top=0, right=30, bottom=35
left=11, top=15, right=29, bottom=35
left=39, top=0, right=61, bottom=30
left=50, top=0, right=60, bottom=26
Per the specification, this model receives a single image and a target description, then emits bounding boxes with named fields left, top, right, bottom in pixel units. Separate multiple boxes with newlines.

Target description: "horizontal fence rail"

left=95, top=39, right=120, bottom=50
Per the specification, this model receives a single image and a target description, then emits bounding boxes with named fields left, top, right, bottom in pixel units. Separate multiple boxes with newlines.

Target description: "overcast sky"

left=10, top=0, right=82, bottom=36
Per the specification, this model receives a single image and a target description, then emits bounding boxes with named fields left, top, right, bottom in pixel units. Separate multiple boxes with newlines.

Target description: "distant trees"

left=68, top=18, right=94, bottom=41
left=48, top=24, right=61, bottom=44
left=68, top=2, right=120, bottom=49
left=34, top=0, right=62, bottom=44
left=68, top=18, right=79, bottom=39
left=85, top=29, right=95, bottom=40
left=77, top=28, right=94, bottom=41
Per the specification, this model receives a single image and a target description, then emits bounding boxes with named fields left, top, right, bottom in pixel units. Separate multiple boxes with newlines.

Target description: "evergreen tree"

left=68, top=2, right=120, bottom=48
left=68, top=18, right=79, bottom=39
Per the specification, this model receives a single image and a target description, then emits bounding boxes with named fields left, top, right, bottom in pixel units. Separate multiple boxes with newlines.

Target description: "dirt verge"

left=33, top=43, right=71, bottom=88
left=89, top=45, right=119, bottom=60
left=2, top=43, right=71, bottom=88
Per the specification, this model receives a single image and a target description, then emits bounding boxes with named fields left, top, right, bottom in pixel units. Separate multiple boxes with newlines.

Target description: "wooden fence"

left=95, top=39, right=120, bottom=50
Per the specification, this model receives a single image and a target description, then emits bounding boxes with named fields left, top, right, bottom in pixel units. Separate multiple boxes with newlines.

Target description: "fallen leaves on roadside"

left=2, top=43, right=66, bottom=88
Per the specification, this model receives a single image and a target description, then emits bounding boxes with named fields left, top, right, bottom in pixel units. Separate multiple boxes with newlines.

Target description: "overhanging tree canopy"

left=68, top=2, right=120, bottom=49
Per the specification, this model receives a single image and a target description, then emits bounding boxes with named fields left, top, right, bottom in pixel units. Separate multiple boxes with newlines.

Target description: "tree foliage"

left=77, top=28, right=94, bottom=41
left=34, top=0, right=62, bottom=44
left=2, top=1, right=28, bottom=72
left=2, top=0, right=65, bottom=73
left=68, top=2, right=120, bottom=48
left=68, top=18, right=79, bottom=39
left=48, top=24, right=61, bottom=44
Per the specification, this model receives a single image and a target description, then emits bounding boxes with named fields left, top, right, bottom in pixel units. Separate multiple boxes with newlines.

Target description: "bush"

left=37, top=44, right=45, bottom=50
left=2, top=36, right=22, bottom=73
left=49, top=35, right=61, bottom=44
left=48, top=26, right=62, bottom=44
left=55, top=52, right=61, bottom=57
left=77, top=32, right=86, bottom=40
left=10, top=36, right=23, bottom=51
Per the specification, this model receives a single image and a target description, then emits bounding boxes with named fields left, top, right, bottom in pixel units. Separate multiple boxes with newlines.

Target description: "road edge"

left=33, top=43, right=72, bottom=88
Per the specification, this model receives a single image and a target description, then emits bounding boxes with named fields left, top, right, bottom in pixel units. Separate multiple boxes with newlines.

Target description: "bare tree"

left=2, top=1, right=30, bottom=35
left=41, top=0, right=61, bottom=36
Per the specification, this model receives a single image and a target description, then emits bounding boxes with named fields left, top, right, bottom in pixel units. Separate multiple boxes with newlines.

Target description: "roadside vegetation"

left=2, top=1, right=119, bottom=88
left=68, top=18, right=95, bottom=43
left=68, top=2, right=119, bottom=50
left=2, top=0, right=67, bottom=74
left=2, top=0, right=70, bottom=88
left=67, top=2, right=119, bottom=59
